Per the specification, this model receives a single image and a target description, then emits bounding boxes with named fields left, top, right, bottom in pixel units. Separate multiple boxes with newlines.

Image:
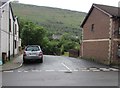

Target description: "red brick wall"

left=81, top=7, right=111, bottom=64
left=112, top=19, right=119, bottom=39
left=111, top=18, right=120, bottom=64
left=83, top=41, right=109, bottom=64
left=81, top=7, right=120, bottom=65
left=112, top=41, right=120, bottom=64
left=83, top=8, right=110, bottom=40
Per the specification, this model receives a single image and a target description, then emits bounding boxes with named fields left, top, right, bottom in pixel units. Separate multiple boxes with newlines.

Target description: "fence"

left=69, top=49, right=79, bottom=58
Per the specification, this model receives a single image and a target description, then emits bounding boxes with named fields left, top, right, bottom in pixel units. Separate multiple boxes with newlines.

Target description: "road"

left=2, top=55, right=119, bottom=86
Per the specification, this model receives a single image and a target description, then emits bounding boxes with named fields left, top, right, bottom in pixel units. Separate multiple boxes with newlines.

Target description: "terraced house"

left=0, top=0, right=21, bottom=64
left=80, top=4, right=120, bottom=65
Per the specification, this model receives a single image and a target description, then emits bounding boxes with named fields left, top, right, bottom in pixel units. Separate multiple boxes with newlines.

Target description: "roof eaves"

left=0, top=1, right=8, bottom=8
left=9, top=2, right=15, bottom=21
left=15, top=16, right=20, bottom=27
left=80, top=5, right=94, bottom=28
left=80, top=4, right=114, bottom=28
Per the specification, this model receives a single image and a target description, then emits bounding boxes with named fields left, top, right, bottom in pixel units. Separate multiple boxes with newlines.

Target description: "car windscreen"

left=26, top=46, right=40, bottom=51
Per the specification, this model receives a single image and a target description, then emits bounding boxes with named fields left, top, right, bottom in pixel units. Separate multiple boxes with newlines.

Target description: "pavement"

left=0, top=54, right=23, bottom=71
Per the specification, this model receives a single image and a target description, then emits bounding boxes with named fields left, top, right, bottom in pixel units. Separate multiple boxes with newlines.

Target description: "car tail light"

left=23, top=52, right=26, bottom=56
left=39, top=52, right=43, bottom=56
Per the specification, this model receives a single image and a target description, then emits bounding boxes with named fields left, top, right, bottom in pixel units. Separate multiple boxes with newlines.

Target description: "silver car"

left=23, top=45, right=43, bottom=63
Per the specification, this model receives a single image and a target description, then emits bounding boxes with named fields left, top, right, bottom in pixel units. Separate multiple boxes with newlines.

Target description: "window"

left=9, top=19, right=11, bottom=32
left=15, top=24, right=17, bottom=34
left=91, top=24, right=94, bottom=32
left=26, top=46, right=40, bottom=51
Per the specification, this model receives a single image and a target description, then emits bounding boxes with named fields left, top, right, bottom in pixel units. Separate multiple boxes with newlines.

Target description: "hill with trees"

left=11, top=3, right=86, bottom=38
left=11, top=2, right=86, bottom=55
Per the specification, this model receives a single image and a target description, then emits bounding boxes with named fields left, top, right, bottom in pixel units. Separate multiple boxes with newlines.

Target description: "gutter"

left=0, top=8, right=1, bottom=61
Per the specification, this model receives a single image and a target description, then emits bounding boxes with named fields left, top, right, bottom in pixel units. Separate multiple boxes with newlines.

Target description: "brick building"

left=80, top=4, right=120, bottom=65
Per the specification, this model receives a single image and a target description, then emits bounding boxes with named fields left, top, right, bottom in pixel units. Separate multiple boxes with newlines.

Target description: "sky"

left=11, top=0, right=120, bottom=12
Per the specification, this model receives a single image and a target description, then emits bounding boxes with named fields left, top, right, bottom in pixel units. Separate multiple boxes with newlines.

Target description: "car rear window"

left=26, top=46, right=40, bottom=51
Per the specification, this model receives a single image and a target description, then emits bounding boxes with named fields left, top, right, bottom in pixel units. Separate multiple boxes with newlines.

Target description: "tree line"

left=20, top=19, right=80, bottom=55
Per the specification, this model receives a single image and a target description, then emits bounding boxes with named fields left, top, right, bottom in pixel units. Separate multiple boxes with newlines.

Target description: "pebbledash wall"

left=0, top=0, right=21, bottom=61
left=80, top=4, right=120, bottom=65
left=0, top=1, right=10, bottom=60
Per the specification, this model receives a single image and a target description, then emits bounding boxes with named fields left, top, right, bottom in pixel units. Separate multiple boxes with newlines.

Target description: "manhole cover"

left=64, top=71, right=72, bottom=73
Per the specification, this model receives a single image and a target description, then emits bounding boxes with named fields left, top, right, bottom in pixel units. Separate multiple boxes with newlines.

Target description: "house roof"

left=9, top=2, right=15, bottom=21
left=81, top=4, right=119, bottom=27
left=0, top=0, right=9, bottom=7
left=0, top=2, right=2, bottom=7
left=0, top=1, right=15, bottom=21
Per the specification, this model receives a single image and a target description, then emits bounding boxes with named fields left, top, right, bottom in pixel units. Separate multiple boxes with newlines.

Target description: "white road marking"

left=82, top=69, right=90, bottom=72
left=3, top=70, right=13, bottom=72
left=46, top=70, right=55, bottom=72
left=79, top=68, right=87, bottom=70
left=109, top=68, right=119, bottom=71
left=101, top=69, right=110, bottom=71
left=92, top=69, right=100, bottom=72
left=73, top=70, right=79, bottom=72
left=11, top=67, right=118, bottom=73
left=58, top=70, right=68, bottom=72
left=24, top=71, right=28, bottom=72
left=89, top=68, right=97, bottom=70
left=32, top=70, right=41, bottom=72
left=61, top=63, right=72, bottom=71
left=99, top=68, right=106, bottom=70
left=18, top=71, right=22, bottom=72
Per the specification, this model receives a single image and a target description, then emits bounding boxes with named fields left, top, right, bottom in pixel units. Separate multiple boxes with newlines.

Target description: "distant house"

left=52, top=34, right=61, bottom=40
left=80, top=4, right=120, bottom=65
left=0, top=0, right=21, bottom=63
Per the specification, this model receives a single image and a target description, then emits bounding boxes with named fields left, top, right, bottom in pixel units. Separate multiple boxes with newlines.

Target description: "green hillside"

left=11, top=3, right=86, bottom=37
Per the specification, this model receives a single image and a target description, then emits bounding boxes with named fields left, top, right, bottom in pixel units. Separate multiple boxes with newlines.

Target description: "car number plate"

left=29, top=53, right=37, bottom=56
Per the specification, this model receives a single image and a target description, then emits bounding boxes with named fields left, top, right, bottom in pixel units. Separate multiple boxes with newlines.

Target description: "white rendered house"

left=0, top=0, right=21, bottom=63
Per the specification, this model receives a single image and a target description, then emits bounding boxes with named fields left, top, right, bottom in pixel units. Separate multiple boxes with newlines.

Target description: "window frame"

left=91, top=24, right=94, bottom=32
left=9, top=18, right=11, bottom=32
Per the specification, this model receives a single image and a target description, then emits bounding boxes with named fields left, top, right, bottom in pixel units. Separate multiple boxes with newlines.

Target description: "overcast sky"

left=11, top=0, right=120, bottom=12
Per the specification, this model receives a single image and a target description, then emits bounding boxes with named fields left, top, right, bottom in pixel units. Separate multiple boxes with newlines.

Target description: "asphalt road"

left=2, top=55, right=119, bottom=86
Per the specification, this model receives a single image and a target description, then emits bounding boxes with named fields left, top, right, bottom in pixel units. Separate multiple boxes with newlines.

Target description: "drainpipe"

left=8, top=2, right=10, bottom=61
left=0, top=8, right=1, bottom=60
left=13, top=21, right=15, bottom=57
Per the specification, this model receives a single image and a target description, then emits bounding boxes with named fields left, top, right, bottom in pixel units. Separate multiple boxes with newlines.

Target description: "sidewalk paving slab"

left=0, top=54, right=23, bottom=72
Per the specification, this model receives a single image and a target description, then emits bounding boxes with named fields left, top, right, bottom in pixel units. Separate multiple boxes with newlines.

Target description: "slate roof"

left=94, top=4, right=119, bottom=17
left=0, top=1, right=4, bottom=7
left=81, top=4, right=119, bottom=27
